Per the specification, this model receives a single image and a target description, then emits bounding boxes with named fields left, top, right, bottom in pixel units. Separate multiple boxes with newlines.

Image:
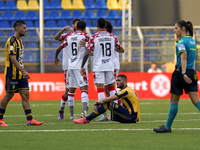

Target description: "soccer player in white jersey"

left=80, top=18, right=124, bottom=117
left=54, top=18, right=81, bottom=120
left=55, top=21, right=90, bottom=119
left=97, top=20, right=121, bottom=121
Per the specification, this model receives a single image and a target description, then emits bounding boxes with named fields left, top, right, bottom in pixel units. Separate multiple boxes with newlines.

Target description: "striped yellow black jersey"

left=115, top=86, right=140, bottom=122
left=4, top=36, right=24, bottom=80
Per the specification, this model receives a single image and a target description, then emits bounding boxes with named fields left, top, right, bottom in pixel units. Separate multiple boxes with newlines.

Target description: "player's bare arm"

left=80, top=49, right=91, bottom=76
left=9, top=55, right=30, bottom=79
left=54, top=45, right=63, bottom=66
left=54, top=26, right=71, bottom=41
left=181, top=52, right=192, bottom=84
left=115, top=47, right=124, bottom=53
left=94, top=95, right=119, bottom=107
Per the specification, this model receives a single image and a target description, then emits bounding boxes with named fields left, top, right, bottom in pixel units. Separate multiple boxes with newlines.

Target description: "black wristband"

left=182, top=73, right=186, bottom=76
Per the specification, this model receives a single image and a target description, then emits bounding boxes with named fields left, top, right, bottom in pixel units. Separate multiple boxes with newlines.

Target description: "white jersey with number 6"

left=61, top=30, right=89, bottom=70
left=87, top=30, right=121, bottom=71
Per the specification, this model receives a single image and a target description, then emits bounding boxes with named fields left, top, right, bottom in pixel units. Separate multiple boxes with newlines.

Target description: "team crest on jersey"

left=117, top=91, right=121, bottom=94
left=178, top=44, right=186, bottom=51
left=10, top=46, right=13, bottom=51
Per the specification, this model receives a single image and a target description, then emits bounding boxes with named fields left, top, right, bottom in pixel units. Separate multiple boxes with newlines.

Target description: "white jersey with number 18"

left=87, top=30, right=121, bottom=71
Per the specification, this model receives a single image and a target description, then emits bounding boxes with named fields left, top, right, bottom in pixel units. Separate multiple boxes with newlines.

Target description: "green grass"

left=1, top=100, right=200, bottom=150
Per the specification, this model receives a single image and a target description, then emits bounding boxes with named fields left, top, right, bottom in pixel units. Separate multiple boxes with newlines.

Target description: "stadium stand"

left=43, top=0, right=51, bottom=10
left=0, top=21, right=11, bottom=28
left=0, top=1, right=6, bottom=11
left=27, top=0, right=39, bottom=10
left=95, top=0, right=107, bottom=9
left=25, top=21, right=34, bottom=28
left=17, top=0, right=29, bottom=10
left=15, top=11, right=26, bottom=21
left=84, top=10, right=96, bottom=20
left=96, top=10, right=108, bottom=19
left=61, top=0, right=73, bottom=10
left=45, top=20, right=57, bottom=28
left=84, top=0, right=96, bottom=9
left=49, top=10, right=61, bottom=20
left=84, top=20, right=92, bottom=27
left=0, top=13, right=3, bottom=21
left=58, top=20, right=68, bottom=27
left=5, top=0, right=18, bottom=10
left=60, top=10, right=73, bottom=20
left=3, top=11, right=15, bottom=21
left=72, top=10, right=84, bottom=19
left=50, top=0, right=63, bottom=10
left=72, top=0, right=85, bottom=10
left=34, top=20, right=39, bottom=28
left=26, top=10, right=39, bottom=21
left=107, top=0, right=120, bottom=10
left=108, top=10, right=121, bottom=20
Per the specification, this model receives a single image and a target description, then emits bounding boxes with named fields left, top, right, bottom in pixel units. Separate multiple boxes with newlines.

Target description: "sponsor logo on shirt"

left=178, top=44, right=186, bottom=51
left=102, top=58, right=110, bottom=64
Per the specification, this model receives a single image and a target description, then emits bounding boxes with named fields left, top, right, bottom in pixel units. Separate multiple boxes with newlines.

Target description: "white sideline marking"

left=1, top=128, right=200, bottom=132
left=4, top=112, right=200, bottom=118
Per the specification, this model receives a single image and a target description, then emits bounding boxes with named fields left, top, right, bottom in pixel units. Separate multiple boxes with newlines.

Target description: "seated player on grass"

left=74, top=74, right=140, bottom=124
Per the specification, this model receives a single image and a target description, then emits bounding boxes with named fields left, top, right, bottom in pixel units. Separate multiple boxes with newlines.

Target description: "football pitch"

left=1, top=100, right=200, bottom=150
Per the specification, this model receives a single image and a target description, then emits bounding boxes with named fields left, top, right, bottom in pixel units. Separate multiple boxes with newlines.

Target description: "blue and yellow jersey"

left=4, top=36, right=24, bottom=80
left=176, top=36, right=196, bottom=69
left=115, top=86, right=140, bottom=122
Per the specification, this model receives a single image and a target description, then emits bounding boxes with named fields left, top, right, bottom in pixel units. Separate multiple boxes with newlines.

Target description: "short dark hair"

left=117, top=74, right=127, bottom=82
left=97, top=17, right=106, bottom=28
left=13, top=20, right=26, bottom=29
left=77, top=20, right=86, bottom=30
left=105, top=20, right=113, bottom=33
left=72, top=18, right=82, bottom=25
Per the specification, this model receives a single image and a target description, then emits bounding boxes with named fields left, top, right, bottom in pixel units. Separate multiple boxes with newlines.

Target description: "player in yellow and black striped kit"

left=74, top=74, right=140, bottom=124
left=0, top=20, right=43, bottom=126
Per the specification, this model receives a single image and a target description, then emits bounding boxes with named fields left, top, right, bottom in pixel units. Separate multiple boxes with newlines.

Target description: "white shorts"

left=64, top=70, right=69, bottom=89
left=93, top=71, right=115, bottom=85
left=104, top=69, right=119, bottom=86
left=68, top=69, right=88, bottom=88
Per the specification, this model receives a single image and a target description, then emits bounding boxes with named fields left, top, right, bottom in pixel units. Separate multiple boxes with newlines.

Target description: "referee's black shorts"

left=170, top=69, right=198, bottom=95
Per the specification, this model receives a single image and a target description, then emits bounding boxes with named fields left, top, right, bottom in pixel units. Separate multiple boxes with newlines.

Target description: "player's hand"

left=80, top=39, right=86, bottom=47
left=183, top=74, right=192, bottom=84
left=94, top=101, right=100, bottom=109
left=63, top=26, right=71, bottom=31
left=89, top=51, right=93, bottom=56
left=54, top=58, right=60, bottom=66
left=80, top=67, right=85, bottom=76
left=22, top=70, right=30, bottom=79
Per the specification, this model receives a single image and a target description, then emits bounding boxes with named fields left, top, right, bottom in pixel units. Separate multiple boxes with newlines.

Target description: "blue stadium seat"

left=44, top=31, right=53, bottom=40
left=0, top=32, right=6, bottom=41
left=0, top=1, right=6, bottom=11
left=84, top=10, right=96, bottom=20
left=84, top=20, right=92, bottom=27
left=26, top=11, right=39, bottom=21
left=50, top=0, right=62, bottom=10
left=0, top=21, right=11, bottom=28
left=96, top=10, right=108, bottom=19
left=108, top=10, right=120, bottom=20
left=58, top=20, right=68, bottom=27
left=44, top=42, right=50, bottom=48
left=29, top=31, right=38, bottom=36
left=34, top=20, right=39, bottom=28
left=3, top=11, right=15, bottom=21
left=45, top=20, right=57, bottom=28
left=44, top=0, right=51, bottom=10
left=95, top=0, right=107, bottom=9
left=29, top=31, right=39, bottom=41
left=0, top=12, right=3, bottom=21
left=112, top=30, right=119, bottom=36
left=27, top=43, right=39, bottom=48
left=92, top=20, right=97, bottom=27
left=6, top=31, right=15, bottom=37
left=109, top=20, right=117, bottom=27
left=25, top=21, right=34, bottom=28
left=44, top=11, right=50, bottom=20
left=51, top=42, right=59, bottom=48
left=15, top=11, right=26, bottom=21
left=60, top=10, right=72, bottom=20
left=49, top=10, right=61, bottom=20
left=44, top=50, right=54, bottom=63
left=84, top=0, right=96, bottom=9
left=72, top=10, right=84, bottom=19
left=5, top=0, right=18, bottom=10
left=117, top=20, right=122, bottom=27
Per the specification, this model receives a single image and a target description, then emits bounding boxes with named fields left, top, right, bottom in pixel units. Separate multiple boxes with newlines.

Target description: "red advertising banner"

left=0, top=72, right=199, bottom=100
